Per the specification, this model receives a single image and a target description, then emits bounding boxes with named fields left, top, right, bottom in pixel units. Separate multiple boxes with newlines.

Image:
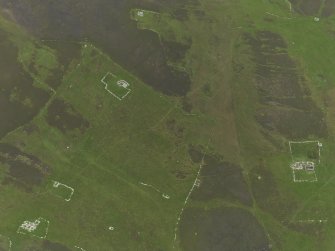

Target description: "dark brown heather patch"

left=0, top=29, right=50, bottom=139
left=46, top=98, right=89, bottom=134
left=42, top=240, right=72, bottom=251
left=290, top=0, right=335, bottom=17
left=289, top=0, right=323, bottom=16
left=20, top=240, right=72, bottom=251
left=188, top=145, right=204, bottom=163
left=255, top=106, right=327, bottom=139
left=165, top=119, right=185, bottom=138
left=244, top=31, right=327, bottom=140
left=250, top=160, right=298, bottom=222
left=22, top=123, right=39, bottom=134
left=321, top=0, right=335, bottom=17
left=180, top=207, right=269, bottom=251
left=0, top=143, right=49, bottom=192
left=191, top=154, right=253, bottom=207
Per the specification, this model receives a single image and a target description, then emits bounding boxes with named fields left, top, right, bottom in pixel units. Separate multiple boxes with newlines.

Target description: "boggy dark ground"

left=19, top=239, right=72, bottom=251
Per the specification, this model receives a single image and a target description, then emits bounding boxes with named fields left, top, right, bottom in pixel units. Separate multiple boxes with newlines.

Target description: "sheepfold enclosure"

left=289, top=141, right=322, bottom=183
left=101, top=72, right=131, bottom=100
left=17, top=217, right=49, bottom=239
left=49, top=181, right=74, bottom=202
left=130, top=8, right=161, bottom=28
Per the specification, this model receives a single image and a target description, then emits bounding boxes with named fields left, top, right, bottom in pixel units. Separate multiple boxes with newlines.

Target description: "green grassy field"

left=0, top=36, right=203, bottom=250
left=1, top=0, right=335, bottom=250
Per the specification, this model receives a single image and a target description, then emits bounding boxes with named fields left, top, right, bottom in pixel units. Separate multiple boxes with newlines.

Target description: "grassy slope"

left=0, top=14, right=205, bottom=251
left=1, top=0, right=335, bottom=250
left=131, top=0, right=335, bottom=250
